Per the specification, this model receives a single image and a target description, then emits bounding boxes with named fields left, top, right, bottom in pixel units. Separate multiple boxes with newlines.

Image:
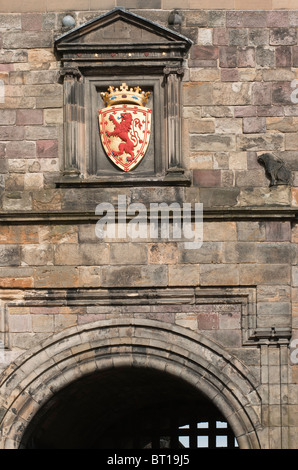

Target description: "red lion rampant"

left=106, top=112, right=135, bottom=161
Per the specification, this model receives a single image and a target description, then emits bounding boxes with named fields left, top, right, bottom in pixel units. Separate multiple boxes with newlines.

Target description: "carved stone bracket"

left=258, top=153, right=292, bottom=187
left=247, top=327, right=292, bottom=345
left=59, top=67, right=82, bottom=83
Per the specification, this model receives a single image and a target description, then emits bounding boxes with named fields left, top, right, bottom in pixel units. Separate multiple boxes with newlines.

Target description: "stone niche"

left=55, top=7, right=192, bottom=186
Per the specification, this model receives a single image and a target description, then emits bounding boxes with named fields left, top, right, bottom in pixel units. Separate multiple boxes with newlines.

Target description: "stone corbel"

left=59, top=66, right=82, bottom=83
left=248, top=327, right=292, bottom=345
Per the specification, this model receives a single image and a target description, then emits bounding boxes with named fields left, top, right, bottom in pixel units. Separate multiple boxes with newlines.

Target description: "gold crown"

left=100, top=83, right=151, bottom=107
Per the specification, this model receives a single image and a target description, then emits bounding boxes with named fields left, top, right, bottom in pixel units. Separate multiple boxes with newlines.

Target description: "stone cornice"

left=0, top=207, right=297, bottom=223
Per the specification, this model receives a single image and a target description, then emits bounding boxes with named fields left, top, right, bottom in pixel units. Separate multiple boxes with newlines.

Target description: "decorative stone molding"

left=0, top=318, right=262, bottom=449
left=55, top=7, right=192, bottom=185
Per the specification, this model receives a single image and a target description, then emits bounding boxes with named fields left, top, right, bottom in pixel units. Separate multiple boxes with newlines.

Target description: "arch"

left=0, top=319, right=262, bottom=449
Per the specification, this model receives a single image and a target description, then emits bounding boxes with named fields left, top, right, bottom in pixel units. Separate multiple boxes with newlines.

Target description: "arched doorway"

left=20, top=366, right=238, bottom=449
left=0, top=319, right=262, bottom=449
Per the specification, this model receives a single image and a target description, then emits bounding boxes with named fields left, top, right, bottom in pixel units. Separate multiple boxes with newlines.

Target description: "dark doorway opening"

left=21, top=367, right=238, bottom=449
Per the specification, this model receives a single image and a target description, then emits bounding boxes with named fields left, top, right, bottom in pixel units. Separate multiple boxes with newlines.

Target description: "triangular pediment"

left=55, top=7, right=192, bottom=51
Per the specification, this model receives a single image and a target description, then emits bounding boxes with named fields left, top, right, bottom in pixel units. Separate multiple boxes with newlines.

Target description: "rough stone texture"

left=0, top=5, right=298, bottom=450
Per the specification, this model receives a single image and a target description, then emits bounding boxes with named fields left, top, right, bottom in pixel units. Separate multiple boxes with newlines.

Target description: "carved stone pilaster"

left=61, top=67, right=84, bottom=177
left=163, top=67, right=184, bottom=177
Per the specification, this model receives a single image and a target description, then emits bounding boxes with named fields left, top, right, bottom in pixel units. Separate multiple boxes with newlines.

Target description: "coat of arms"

left=98, top=83, right=151, bottom=172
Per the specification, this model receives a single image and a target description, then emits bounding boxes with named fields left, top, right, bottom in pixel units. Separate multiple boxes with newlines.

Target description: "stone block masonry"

left=0, top=4, right=298, bottom=450
left=0, top=9, right=298, bottom=203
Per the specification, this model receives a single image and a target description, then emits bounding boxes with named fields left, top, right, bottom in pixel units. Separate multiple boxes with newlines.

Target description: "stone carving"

left=168, top=9, right=183, bottom=32
left=98, top=83, right=152, bottom=172
left=257, top=153, right=292, bottom=187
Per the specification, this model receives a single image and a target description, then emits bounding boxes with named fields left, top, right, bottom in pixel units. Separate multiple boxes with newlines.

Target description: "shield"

left=98, top=104, right=151, bottom=172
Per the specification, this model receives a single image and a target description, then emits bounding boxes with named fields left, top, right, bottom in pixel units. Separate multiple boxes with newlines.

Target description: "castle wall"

left=0, top=2, right=298, bottom=449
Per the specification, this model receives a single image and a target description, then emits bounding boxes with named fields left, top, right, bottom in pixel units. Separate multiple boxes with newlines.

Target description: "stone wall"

left=1, top=9, right=298, bottom=204
left=0, top=3, right=298, bottom=449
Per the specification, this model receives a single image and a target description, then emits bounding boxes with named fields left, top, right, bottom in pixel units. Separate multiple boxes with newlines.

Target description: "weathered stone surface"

left=0, top=126, right=24, bottom=140
left=202, top=106, right=233, bottom=118
left=148, top=243, right=178, bottom=264
left=36, top=140, right=58, bottom=158
left=2, top=192, right=32, bottom=211
left=39, top=225, right=78, bottom=244
left=213, top=83, right=251, bottom=105
left=200, top=188, right=240, bottom=207
left=44, top=109, right=63, bottom=125
left=6, top=141, right=36, bottom=158
left=275, top=46, right=292, bottom=67
left=9, top=315, right=32, bottom=333
left=237, top=221, right=266, bottom=241
left=219, top=46, right=237, bottom=67
left=229, top=152, right=247, bottom=170
left=237, top=134, right=284, bottom=152
left=235, top=169, right=267, bottom=186
left=187, top=118, right=215, bottom=133
left=240, top=264, right=290, bottom=285
left=237, top=47, right=255, bottom=67
left=54, top=243, right=110, bottom=266
left=256, top=46, right=275, bottom=67
left=34, top=266, right=79, bottom=288
left=269, top=28, right=297, bottom=45
left=213, top=27, right=229, bottom=45
left=0, top=266, right=33, bottom=288
left=168, top=264, right=200, bottom=286
left=193, top=169, right=221, bottom=187
left=238, top=186, right=291, bottom=206
left=32, top=315, right=54, bottom=333
left=221, top=69, right=238, bottom=82
left=5, top=174, right=24, bottom=191
left=183, top=82, right=213, bottom=106
left=0, top=246, right=20, bottom=266
left=3, top=31, right=52, bottom=48
left=190, top=45, right=218, bottom=61
left=252, top=82, right=272, bottom=105
left=249, top=29, right=269, bottom=46
left=0, top=49, right=27, bottom=63
left=265, top=221, right=291, bottom=241
left=24, top=173, right=43, bottom=190
left=101, top=265, right=168, bottom=287
left=16, top=109, right=43, bottom=125
left=32, top=189, right=61, bottom=210
left=267, top=117, right=298, bottom=133
left=293, top=267, right=298, bottom=287
left=180, top=242, right=222, bottom=264
left=256, top=243, right=296, bottom=264
left=204, top=221, right=237, bottom=241
left=0, top=110, right=16, bottom=125
left=21, top=13, right=42, bottom=31
left=285, top=133, right=298, bottom=150
left=190, top=134, right=235, bottom=152
left=272, top=82, right=293, bottom=106
left=200, top=264, right=239, bottom=286
left=215, top=118, right=242, bottom=134
left=25, top=126, right=58, bottom=141
left=243, top=117, right=266, bottom=134
left=222, top=241, right=258, bottom=263
left=110, top=243, right=147, bottom=265
left=229, top=29, right=248, bottom=46
left=22, top=245, right=53, bottom=266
